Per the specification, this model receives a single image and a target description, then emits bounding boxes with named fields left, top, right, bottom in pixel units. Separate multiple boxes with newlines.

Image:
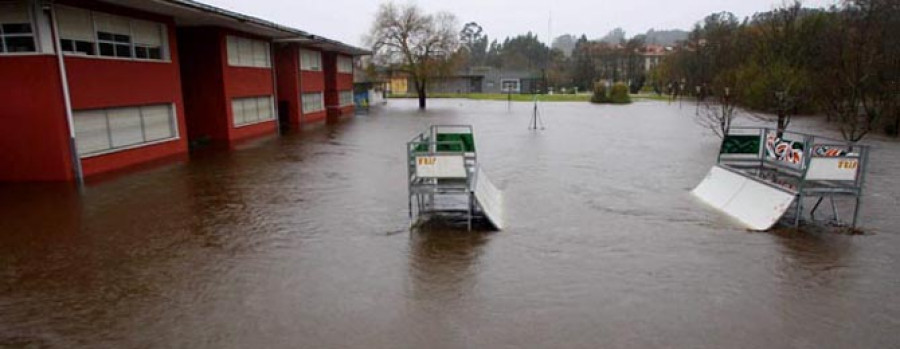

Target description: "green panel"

left=720, top=135, right=761, bottom=154
left=414, top=138, right=430, bottom=153
left=436, top=133, right=476, bottom=152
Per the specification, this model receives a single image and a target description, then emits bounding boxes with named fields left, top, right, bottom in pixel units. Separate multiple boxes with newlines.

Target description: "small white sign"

left=415, top=155, right=467, bottom=178
left=806, top=157, right=859, bottom=181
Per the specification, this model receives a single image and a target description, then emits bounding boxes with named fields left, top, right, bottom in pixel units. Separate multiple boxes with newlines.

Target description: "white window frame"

left=0, top=1, right=38, bottom=55
left=301, top=92, right=324, bottom=114
left=299, top=49, right=321, bottom=71
left=226, top=35, right=271, bottom=68
left=56, top=5, right=169, bottom=62
left=232, top=95, right=275, bottom=127
left=339, top=90, right=354, bottom=107
left=74, top=103, right=180, bottom=158
left=337, top=55, right=353, bottom=74
left=500, top=79, right=521, bottom=93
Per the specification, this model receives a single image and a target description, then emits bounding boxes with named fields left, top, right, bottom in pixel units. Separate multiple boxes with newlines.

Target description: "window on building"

left=500, top=79, right=520, bottom=93
left=57, top=6, right=95, bottom=55
left=339, top=90, right=354, bottom=107
left=57, top=6, right=165, bottom=60
left=73, top=104, right=177, bottom=157
left=231, top=96, right=274, bottom=126
left=226, top=36, right=270, bottom=68
left=301, top=92, right=324, bottom=114
left=337, top=55, right=353, bottom=73
left=94, top=13, right=132, bottom=58
left=0, top=1, right=36, bottom=54
left=300, top=49, right=321, bottom=71
left=132, top=20, right=163, bottom=59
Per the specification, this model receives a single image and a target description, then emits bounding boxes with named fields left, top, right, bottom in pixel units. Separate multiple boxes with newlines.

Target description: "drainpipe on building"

left=46, top=3, right=84, bottom=186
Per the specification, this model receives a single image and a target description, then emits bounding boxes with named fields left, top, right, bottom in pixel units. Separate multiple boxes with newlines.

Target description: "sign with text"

left=806, top=157, right=859, bottom=181
left=415, top=155, right=467, bottom=178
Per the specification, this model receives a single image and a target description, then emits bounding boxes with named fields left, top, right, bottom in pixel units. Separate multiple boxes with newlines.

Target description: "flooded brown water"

left=2, top=99, right=899, bottom=348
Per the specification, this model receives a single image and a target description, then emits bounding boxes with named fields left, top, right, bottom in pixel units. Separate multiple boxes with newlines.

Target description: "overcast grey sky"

left=202, top=0, right=838, bottom=47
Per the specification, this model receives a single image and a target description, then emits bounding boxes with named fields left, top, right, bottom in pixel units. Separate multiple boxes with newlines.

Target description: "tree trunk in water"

left=777, top=112, right=787, bottom=138
left=417, top=87, right=426, bottom=109
left=413, top=79, right=426, bottom=110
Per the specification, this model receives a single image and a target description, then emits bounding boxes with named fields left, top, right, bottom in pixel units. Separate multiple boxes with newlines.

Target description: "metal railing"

left=716, top=126, right=870, bottom=228
left=406, top=125, right=480, bottom=230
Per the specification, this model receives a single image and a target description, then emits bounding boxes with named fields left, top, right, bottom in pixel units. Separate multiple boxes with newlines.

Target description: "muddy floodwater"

left=2, top=99, right=900, bottom=348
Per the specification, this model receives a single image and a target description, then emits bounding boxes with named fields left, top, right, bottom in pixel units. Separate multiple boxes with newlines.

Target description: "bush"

left=885, top=123, right=899, bottom=137
left=590, top=83, right=609, bottom=103
left=608, top=83, right=632, bottom=104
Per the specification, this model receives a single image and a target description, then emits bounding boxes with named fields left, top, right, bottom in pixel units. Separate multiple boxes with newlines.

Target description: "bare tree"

left=366, top=2, right=459, bottom=110
left=695, top=84, right=739, bottom=138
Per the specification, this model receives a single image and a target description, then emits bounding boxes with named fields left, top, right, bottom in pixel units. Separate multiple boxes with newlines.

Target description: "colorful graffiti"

left=814, top=145, right=848, bottom=157
left=765, top=131, right=804, bottom=165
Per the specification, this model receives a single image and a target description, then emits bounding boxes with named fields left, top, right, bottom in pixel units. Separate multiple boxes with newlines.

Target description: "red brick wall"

left=177, top=27, right=228, bottom=144
left=323, top=52, right=354, bottom=120
left=0, top=1, right=190, bottom=181
left=65, top=9, right=188, bottom=177
left=0, top=55, right=73, bottom=181
left=275, top=45, right=300, bottom=128
left=300, top=48, right=327, bottom=125
left=221, top=31, right=276, bottom=142
left=178, top=27, right=276, bottom=145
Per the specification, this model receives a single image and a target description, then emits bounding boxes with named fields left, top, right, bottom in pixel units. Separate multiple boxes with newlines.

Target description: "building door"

left=470, top=77, right=483, bottom=93
left=278, top=101, right=290, bottom=131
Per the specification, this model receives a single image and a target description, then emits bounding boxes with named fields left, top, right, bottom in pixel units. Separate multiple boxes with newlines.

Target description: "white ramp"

left=692, top=165, right=796, bottom=231
left=474, top=167, right=504, bottom=230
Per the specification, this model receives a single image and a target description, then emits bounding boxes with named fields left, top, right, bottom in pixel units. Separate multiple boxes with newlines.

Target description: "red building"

left=275, top=38, right=366, bottom=129
left=178, top=27, right=279, bottom=145
left=0, top=0, right=368, bottom=182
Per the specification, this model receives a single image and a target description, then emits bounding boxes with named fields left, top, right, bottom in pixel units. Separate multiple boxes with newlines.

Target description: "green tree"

left=459, top=22, right=488, bottom=67
left=814, top=0, right=899, bottom=141
left=570, top=35, right=595, bottom=91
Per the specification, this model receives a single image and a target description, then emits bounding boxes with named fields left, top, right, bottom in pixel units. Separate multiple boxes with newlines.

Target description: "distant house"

left=640, top=44, right=673, bottom=72
left=407, top=67, right=544, bottom=95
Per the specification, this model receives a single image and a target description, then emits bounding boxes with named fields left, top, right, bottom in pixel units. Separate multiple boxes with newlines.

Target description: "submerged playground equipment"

left=407, top=125, right=504, bottom=230
left=692, top=127, right=869, bottom=231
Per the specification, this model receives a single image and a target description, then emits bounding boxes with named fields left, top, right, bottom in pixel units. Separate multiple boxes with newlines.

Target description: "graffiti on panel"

left=813, top=145, right=848, bottom=157
left=765, top=131, right=804, bottom=165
